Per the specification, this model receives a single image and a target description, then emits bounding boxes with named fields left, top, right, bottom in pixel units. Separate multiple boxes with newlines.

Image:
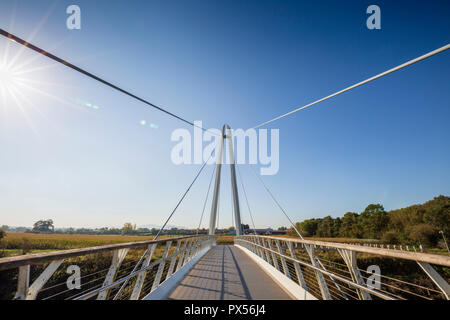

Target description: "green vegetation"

left=32, top=219, right=55, bottom=233
left=0, top=233, right=177, bottom=258
left=288, top=195, right=450, bottom=248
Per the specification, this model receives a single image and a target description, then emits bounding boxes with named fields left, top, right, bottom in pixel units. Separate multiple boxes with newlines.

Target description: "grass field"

left=0, top=233, right=181, bottom=257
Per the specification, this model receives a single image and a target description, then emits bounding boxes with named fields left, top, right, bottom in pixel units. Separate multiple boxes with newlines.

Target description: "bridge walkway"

left=167, top=245, right=292, bottom=300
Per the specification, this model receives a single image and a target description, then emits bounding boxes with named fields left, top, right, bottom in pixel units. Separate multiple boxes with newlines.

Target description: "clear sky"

left=0, top=0, right=449, bottom=229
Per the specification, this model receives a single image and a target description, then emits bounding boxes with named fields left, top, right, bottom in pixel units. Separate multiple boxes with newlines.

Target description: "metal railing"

left=0, top=235, right=216, bottom=300
left=234, top=235, right=450, bottom=300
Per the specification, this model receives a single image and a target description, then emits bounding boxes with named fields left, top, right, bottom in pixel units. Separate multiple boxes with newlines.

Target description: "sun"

left=0, top=62, right=18, bottom=90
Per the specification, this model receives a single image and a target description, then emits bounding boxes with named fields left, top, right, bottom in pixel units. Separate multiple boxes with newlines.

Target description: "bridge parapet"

left=235, top=235, right=450, bottom=300
left=0, top=235, right=216, bottom=300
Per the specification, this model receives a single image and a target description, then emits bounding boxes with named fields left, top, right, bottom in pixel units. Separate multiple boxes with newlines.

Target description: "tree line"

left=287, top=195, right=449, bottom=247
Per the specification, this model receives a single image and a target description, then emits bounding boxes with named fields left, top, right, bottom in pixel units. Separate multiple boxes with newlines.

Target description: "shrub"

left=407, top=224, right=439, bottom=247
left=21, top=238, right=31, bottom=255
left=381, top=231, right=400, bottom=244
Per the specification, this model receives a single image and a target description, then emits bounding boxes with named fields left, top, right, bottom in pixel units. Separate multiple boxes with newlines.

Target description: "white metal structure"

left=0, top=235, right=215, bottom=300
left=209, top=124, right=243, bottom=236
left=234, top=235, right=450, bottom=300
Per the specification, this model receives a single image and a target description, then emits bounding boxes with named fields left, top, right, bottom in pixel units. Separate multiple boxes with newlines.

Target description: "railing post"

left=260, top=238, right=271, bottom=263
left=151, top=241, right=172, bottom=291
left=14, top=265, right=30, bottom=300
left=26, top=259, right=65, bottom=300
left=337, top=249, right=371, bottom=300
left=287, top=241, right=308, bottom=290
left=182, top=239, right=194, bottom=266
left=166, top=240, right=182, bottom=280
left=267, top=239, right=280, bottom=271
left=176, top=239, right=190, bottom=272
left=305, top=244, right=332, bottom=300
left=186, top=238, right=197, bottom=263
left=275, top=240, right=291, bottom=279
left=98, top=248, right=128, bottom=300
left=254, top=237, right=264, bottom=258
left=130, top=244, right=156, bottom=300
left=192, top=238, right=200, bottom=257
left=417, top=262, right=450, bottom=300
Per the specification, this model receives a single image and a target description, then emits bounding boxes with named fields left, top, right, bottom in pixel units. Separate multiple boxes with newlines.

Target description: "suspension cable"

left=248, top=165, right=304, bottom=239
left=154, top=154, right=213, bottom=240
left=0, top=28, right=216, bottom=133
left=196, top=165, right=216, bottom=235
left=112, top=155, right=213, bottom=299
left=252, top=44, right=450, bottom=129
left=236, top=164, right=259, bottom=236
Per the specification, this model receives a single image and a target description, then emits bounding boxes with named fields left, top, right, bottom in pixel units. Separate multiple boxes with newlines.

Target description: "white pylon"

left=209, top=125, right=242, bottom=235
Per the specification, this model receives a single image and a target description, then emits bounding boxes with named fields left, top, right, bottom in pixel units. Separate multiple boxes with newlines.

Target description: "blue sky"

left=0, top=0, right=449, bottom=229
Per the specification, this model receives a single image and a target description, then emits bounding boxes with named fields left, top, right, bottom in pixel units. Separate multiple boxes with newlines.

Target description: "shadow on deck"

left=167, top=245, right=292, bottom=300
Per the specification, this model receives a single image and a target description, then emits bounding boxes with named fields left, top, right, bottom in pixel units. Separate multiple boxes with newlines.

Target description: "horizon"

left=3, top=194, right=447, bottom=231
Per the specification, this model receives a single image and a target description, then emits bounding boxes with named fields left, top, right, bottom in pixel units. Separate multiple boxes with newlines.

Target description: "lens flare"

left=0, top=63, right=18, bottom=88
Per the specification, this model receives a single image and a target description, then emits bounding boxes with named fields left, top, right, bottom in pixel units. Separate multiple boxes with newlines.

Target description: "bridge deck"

left=168, top=245, right=292, bottom=300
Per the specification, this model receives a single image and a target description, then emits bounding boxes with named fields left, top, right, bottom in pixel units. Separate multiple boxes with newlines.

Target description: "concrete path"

left=167, top=245, right=292, bottom=300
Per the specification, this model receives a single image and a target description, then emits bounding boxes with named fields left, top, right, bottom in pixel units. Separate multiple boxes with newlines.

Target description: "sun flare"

left=0, top=62, right=19, bottom=91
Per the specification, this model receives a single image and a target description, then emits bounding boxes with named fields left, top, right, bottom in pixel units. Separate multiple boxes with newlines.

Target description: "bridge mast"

left=209, top=125, right=242, bottom=236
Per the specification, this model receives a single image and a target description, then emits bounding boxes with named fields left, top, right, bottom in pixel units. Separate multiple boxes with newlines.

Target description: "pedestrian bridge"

left=1, top=235, right=449, bottom=300
left=168, top=245, right=291, bottom=300
left=1, top=27, right=450, bottom=302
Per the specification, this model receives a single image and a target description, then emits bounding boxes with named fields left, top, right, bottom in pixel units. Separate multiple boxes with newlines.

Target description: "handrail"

left=75, top=240, right=191, bottom=300
left=75, top=235, right=216, bottom=300
left=253, top=236, right=450, bottom=267
left=0, top=235, right=196, bottom=271
left=235, top=235, right=450, bottom=300
left=2, top=235, right=216, bottom=300
left=236, top=237, right=396, bottom=300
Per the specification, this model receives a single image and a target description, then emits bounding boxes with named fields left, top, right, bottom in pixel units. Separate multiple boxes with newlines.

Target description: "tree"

left=407, top=224, right=439, bottom=247
left=422, top=195, right=450, bottom=237
left=286, top=196, right=448, bottom=247
left=332, top=217, right=342, bottom=237
left=316, top=216, right=334, bottom=237
left=296, top=219, right=319, bottom=237
left=32, top=220, right=54, bottom=233
left=339, top=212, right=361, bottom=238
left=359, top=204, right=388, bottom=239
left=381, top=231, right=400, bottom=244
left=121, top=222, right=136, bottom=235
left=0, top=228, right=5, bottom=240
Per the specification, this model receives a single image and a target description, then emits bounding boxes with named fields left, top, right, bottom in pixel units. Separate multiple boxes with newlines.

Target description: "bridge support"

left=209, top=125, right=242, bottom=236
